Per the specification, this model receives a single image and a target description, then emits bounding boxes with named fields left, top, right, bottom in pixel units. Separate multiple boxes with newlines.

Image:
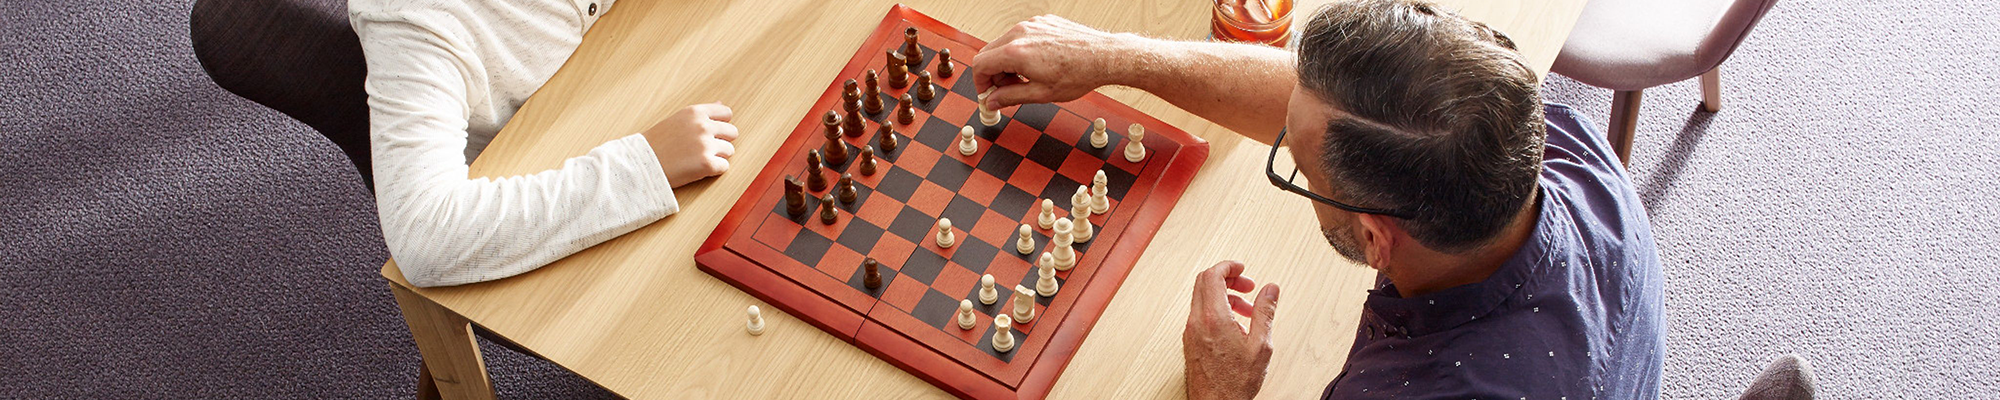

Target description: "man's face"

left=1283, top=87, right=1370, bottom=266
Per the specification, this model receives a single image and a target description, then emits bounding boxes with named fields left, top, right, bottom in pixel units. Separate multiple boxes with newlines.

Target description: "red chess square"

left=882, top=273, right=929, bottom=312
left=933, top=91, right=977, bottom=125
left=932, top=262, right=979, bottom=301
left=897, top=144, right=943, bottom=177
left=1007, top=162, right=1056, bottom=193
left=960, top=173, right=1003, bottom=205
left=753, top=214, right=804, bottom=249
left=1045, top=111, right=1091, bottom=144
left=997, top=122, right=1042, bottom=155
left=1057, top=150, right=1104, bottom=183
left=802, top=205, right=853, bottom=240
left=984, top=254, right=1032, bottom=290
left=868, top=235, right=917, bottom=270
left=972, top=210, right=1020, bottom=245
left=818, top=245, right=868, bottom=278
left=856, top=194, right=904, bottom=227
left=909, top=181, right=954, bottom=215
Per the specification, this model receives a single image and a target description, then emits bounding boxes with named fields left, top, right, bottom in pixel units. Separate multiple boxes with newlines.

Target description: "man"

left=966, top=0, right=1663, bottom=399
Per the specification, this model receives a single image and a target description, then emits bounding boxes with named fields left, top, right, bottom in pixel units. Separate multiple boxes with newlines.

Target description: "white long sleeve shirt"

left=351, top=0, right=677, bottom=287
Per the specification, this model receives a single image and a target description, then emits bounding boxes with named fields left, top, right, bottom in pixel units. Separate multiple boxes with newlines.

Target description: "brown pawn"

left=913, top=70, right=935, bottom=102
left=901, top=27, right=922, bottom=69
left=783, top=175, right=808, bottom=217
left=876, top=122, right=898, bottom=154
left=886, top=50, right=909, bottom=89
left=863, top=70, right=884, bottom=114
left=842, top=79, right=862, bottom=114
left=862, top=258, right=882, bottom=289
left=822, top=111, right=848, bottom=166
left=837, top=173, right=857, bottom=203
left=818, top=194, right=839, bottom=225
left=895, top=93, right=916, bottom=125
left=857, top=147, right=878, bottom=176
left=936, top=48, right=954, bottom=79
left=805, top=150, right=828, bottom=192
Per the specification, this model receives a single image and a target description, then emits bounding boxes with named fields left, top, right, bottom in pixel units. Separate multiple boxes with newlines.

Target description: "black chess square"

left=875, top=167, right=924, bottom=203
left=782, top=230, right=835, bottom=267
left=887, top=206, right=936, bottom=244
left=1012, top=103, right=1060, bottom=131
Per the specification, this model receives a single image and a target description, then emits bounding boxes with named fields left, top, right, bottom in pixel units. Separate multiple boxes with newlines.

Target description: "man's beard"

left=1323, top=227, right=1368, bottom=266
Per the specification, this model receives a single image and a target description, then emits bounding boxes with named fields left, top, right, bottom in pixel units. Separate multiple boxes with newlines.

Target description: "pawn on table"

left=1069, top=185, right=1094, bottom=243
left=1035, top=254, right=1059, bottom=297
left=1090, top=170, right=1110, bottom=215
left=746, top=305, right=766, bottom=336
left=957, top=126, right=978, bottom=156
left=1124, top=123, right=1147, bottom=162
left=1015, top=224, right=1035, bottom=255
left=936, top=218, right=955, bottom=248
left=992, top=314, right=1016, bottom=352
left=1037, top=199, right=1057, bottom=229
left=956, top=299, right=977, bottom=330
left=1089, top=117, right=1109, bottom=149
left=1050, top=218, right=1076, bottom=270
left=1011, top=284, right=1036, bottom=323
left=978, top=274, right=998, bottom=305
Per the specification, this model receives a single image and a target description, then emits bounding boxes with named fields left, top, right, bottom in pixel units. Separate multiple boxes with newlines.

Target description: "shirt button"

left=588, top=3, right=598, bottom=15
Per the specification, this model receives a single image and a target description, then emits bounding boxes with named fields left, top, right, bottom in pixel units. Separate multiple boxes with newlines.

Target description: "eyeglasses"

left=1266, top=128, right=1416, bottom=219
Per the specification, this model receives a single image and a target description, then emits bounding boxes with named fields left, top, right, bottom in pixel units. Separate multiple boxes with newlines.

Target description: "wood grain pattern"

left=381, top=0, right=1584, bottom=398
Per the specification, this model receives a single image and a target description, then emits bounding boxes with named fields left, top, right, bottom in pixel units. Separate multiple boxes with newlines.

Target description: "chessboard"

left=695, top=5, right=1208, bottom=399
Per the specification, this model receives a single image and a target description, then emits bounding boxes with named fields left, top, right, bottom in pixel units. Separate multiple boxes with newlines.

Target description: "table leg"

left=390, top=282, right=496, bottom=400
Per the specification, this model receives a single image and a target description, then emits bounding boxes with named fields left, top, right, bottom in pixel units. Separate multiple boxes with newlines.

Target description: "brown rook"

left=901, top=27, right=922, bottom=69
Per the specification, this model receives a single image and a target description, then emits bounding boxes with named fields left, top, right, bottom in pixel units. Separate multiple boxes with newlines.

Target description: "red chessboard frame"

left=696, top=5, right=1208, bottom=399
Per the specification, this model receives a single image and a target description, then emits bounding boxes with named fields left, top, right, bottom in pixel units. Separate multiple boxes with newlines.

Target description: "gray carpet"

left=2, top=0, right=1995, bottom=398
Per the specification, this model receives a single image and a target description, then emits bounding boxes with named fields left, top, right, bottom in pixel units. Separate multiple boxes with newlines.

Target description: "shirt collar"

left=1362, top=184, right=1560, bottom=337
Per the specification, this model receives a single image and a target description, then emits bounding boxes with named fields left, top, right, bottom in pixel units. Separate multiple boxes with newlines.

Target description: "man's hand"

left=967, top=15, right=1152, bottom=109
left=641, top=103, right=738, bottom=187
left=1184, top=261, right=1281, bottom=400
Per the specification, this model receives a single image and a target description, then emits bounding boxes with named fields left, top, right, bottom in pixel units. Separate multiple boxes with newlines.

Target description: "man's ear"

left=1354, top=213, right=1398, bottom=265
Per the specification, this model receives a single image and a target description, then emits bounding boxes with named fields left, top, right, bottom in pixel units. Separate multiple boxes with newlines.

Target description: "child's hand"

left=642, top=103, right=738, bottom=187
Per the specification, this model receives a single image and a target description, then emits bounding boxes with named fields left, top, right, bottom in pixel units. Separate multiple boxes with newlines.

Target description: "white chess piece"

left=1037, top=252, right=1056, bottom=271
left=978, top=274, right=999, bottom=305
left=958, top=125, right=978, bottom=156
left=978, top=90, right=1002, bottom=126
left=1088, top=118, right=1108, bottom=148
left=1069, top=186, right=1093, bottom=243
left=992, top=314, right=1016, bottom=352
left=1036, top=256, right=1059, bottom=297
left=746, top=305, right=765, bottom=336
left=1011, top=284, right=1036, bottom=323
left=1090, top=170, right=1110, bottom=215
left=957, top=299, right=977, bottom=330
left=936, top=218, right=955, bottom=248
left=1015, top=224, right=1035, bottom=255
left=1037, top=199, right=1056, bottom=229
left=1123, top=123, right=1146, bottom=162
left=1051, top=219, right=1076, bottom=270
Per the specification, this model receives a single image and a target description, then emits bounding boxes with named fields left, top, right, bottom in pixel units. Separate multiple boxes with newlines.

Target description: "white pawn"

left=1088, top=118, right=1109, bottom=149
left=1016, top=224, right=1036, bottom=255
left=958, top=126, right=978, bottom=156
left=957, top=299, right=977, bottom=330
left=1069, top=186, right=1093, bottom=243
left=992, top=314, right=1016, bottom=352
left=1011, top=284, right=1037, bottom=323
left=978, top=274, right=999, bottom=305
left=1123, top=123, right=1147, bottom=163
left=1050, top=219, right=1076, bottom=270
left=1090, top=170, right=1110, bottom=215
left=1036, top=255, right=1060, bottom=297
left=978, top=90, right=1002, bottom=126
left=936, top=218, right=955, bottom=248
left=746, top=305, right=765, bottom=336
left=1037, top=199, right=1057, bottom=230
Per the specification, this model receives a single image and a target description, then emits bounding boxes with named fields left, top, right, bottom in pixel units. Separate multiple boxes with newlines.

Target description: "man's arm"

left=967, top=16, right=1297, bottom=144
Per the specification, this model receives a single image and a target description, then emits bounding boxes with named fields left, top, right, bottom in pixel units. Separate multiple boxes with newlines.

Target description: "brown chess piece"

left=936, top=48, right=953, bottom=79
left=837, top=173, right=857, bottom=203
left=863, top=70, right=884, bottom=114
left=783, top=175, right=808, bottom=217
left=822, top=111, right=848, bottom=166
left=857, top=147, right=877, bottom=176
left=895, top=93, right=915, bottom=125
left=886, top=50, right=909, bottom=89
left=913, top=70, right=935, bottom=102
left=901, top=27, right=922, bottom=69
left=805, top=149, right=828, bottom=192
left=876, top=122, right=898, bottom=154
left=842, top=79, right=862, bottom=114
left=819, top=194, right=839, bottom=225
left=862, top=258, right=883, bottom=289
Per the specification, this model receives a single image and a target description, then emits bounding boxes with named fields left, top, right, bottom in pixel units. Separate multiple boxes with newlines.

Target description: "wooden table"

left=383, top=0, right=1584, bottom=398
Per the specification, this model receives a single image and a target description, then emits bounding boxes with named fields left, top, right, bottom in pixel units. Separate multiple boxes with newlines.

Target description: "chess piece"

left=901, top=27, right=923, bottom=68
left=936, top=48, right=953, bottom=78
left=1037, top=199, right=1056, bottom=229
left=914, top=71, right=935, bottom=102
left=1089, top=118, right=1109, bottom=148
left=957, top=126, right=978, bottom=156
left=863, top=70, right=884, bottom=114
left=842, top=79, right=862, bottom=114
left=1036, top=255, right=1059, bottom=297
left=977, top=90, right=1001, bottom=126
left=843, top=105, right=865, bottom=138
left=978, top=274, right=998, bottom=305
left=1090, top=170, right=1110, bottom=214
left=837, top=173, right=857, bottom=203
left=1070, top=185, right=1094, bottom=243
left=992, top=314, right=1016, bottom=352
left=886, top=50, right=909, bottom=89
left=819, top=194, right=839, bottom=225
left=895, top=93, right=915, bottom=125
left=875, top=123, right=898, bottom=153
left=863, top=258, right=882, bottom=289
left=1124, top=123, right=1147, bottom=162
left=1051, top=218, right=1076, bottom=270
left=1037, top=252, right=1056, bottom=272
left=1011, top=285, right=1036, bottom=323
left=805, top=150, right=828, bottom=192
left=935, top=218, right=955, bottom=248
left=956, top=299, right=977, bottom=330
left=1015, top=224, right=1035, bottom=255
left=783, top=176, right=808, bottom=217
left=857, top=147, right=878, bottom=176
left=822, top=111, right=848, bottom=166
left=747, top=305, right=765, bottom=336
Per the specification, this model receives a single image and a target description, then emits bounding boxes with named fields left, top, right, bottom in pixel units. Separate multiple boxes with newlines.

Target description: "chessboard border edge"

left=856, top=322, right=1025, bottom=400
left=695, top=249, right=869, bottom=342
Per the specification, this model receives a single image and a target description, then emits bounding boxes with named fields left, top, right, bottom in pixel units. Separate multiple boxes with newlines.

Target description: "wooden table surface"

left=381, top=0, right=1584, bottom=398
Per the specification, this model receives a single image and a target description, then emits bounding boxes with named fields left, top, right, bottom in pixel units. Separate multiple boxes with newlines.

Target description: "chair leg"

left=417, top=361, right=442, bottom=400
left=1700, top=68, right=1722, bottom=112
left=1608, top=90, right=1643, bottom=166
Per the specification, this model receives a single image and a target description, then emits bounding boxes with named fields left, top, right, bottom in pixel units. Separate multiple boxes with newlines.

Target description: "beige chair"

left=1552, top=0, right=1779, bottom=165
